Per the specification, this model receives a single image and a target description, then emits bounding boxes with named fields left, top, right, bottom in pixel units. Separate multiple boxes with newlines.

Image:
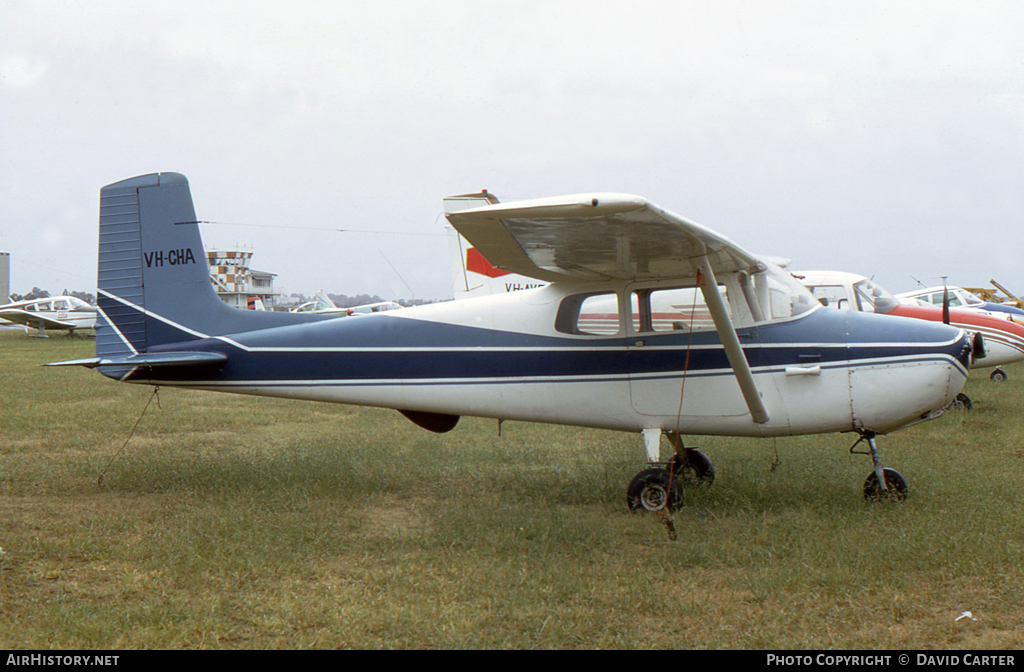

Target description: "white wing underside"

left=0, top=309, right=76, bottom=329
left=445, top=193, right=764, bottom=284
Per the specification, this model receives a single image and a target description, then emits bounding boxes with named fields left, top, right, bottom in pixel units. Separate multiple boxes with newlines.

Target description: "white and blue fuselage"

left=49, top=172, right=975, bottom=506
left=113, top=283, right=970, bottom=438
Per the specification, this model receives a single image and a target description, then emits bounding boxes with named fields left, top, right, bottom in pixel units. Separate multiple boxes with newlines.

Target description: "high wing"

left=0, top=309, right=77, bottom=330
left=444, top=193, right=763, bottom=283
left=446, top=192, right=771, bottom=424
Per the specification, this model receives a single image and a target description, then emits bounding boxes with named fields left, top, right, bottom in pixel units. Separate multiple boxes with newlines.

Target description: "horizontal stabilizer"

left=46, top=351, right=227, bottom=368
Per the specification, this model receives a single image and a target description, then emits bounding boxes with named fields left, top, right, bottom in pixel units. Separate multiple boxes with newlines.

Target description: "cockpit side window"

left=631, top=286, right=727, bottom=333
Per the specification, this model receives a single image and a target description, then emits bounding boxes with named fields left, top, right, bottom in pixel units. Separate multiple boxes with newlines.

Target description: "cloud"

left=42, top=228, right=63, bottom=246
left=2, top=2, right=1023, bottom=298
left=0, top=54, right=49, bottom=89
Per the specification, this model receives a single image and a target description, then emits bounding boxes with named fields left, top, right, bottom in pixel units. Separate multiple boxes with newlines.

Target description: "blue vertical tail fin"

left=95, top=173, right=323, bottom=376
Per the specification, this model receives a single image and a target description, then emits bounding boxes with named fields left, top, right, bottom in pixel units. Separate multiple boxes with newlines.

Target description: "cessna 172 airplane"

left=0, top=295, right=97, bottom=336
left=50, top=173, right=974, bottom=509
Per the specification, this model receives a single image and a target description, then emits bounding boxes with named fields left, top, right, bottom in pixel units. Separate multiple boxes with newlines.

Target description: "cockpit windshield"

left=959, top=290, right=985, bottom=307
left=67, top=297, right=92, bottom=310
left=746, top=262, right=819, bottom=321
left=853, top=279, right=898, bottom=314
left=294, top=296, right=337, bottom=313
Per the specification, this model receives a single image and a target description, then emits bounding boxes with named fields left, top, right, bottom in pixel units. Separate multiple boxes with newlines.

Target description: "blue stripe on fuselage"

left=127, top=306, right=968, bottom=385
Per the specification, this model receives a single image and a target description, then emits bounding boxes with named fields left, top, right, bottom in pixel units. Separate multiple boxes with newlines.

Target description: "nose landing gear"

left=952, top=393, right=973, bottom=411
left=863, top=468, right=909, bottom=502
left=850, top=430, right=908, bottom=502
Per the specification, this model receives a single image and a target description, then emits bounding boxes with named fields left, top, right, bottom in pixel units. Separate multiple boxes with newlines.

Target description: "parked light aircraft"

left=898, top=285, right=1024, bottom=323
left=290, top=291, right=403, bottom=317
left=799, top=271, right=1023, bottom=385
left=447, top=192, right=548, bottom=299
left=50, top=173, right=975, bottom=508
left=0, top=295, right=97, bottom=336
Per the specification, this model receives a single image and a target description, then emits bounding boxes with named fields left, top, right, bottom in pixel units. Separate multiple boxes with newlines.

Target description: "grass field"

left=1, top=331, right=1022, bottom=649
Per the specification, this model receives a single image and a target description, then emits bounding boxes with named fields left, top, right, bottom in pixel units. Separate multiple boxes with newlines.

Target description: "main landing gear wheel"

left=863, top=468, right=908, bottom=502
left=991, top=368, right=1008, bottom=382
left=668, top=450, right=716, bottom=487
left=627, top=468, right=683, bottom=513
left=953, top=393, right=972, bottom=411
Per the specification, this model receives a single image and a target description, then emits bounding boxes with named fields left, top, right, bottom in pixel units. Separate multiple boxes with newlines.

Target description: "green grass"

left=1, top=331, right=1022, bottom=648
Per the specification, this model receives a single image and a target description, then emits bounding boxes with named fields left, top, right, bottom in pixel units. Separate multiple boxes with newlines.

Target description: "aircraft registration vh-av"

left=50, top=173, right=975, bottom=509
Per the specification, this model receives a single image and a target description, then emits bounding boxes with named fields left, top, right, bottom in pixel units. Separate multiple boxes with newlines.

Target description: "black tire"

left=953, top=393, right=972, bottom=411
left=863, top=468, right=908, bottom=502
left=627, top=468, right=683, bottom=512
left=991, top=369, right=1008, bottom=382
left=668, top=450, right=716, bottom=487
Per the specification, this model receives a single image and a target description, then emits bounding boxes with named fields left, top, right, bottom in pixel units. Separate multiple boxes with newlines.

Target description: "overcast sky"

left=2, top=1, right=1022, bottom=302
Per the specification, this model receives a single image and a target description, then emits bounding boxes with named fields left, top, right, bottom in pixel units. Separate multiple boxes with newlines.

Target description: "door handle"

left=785, top=366, right=821, bottom=377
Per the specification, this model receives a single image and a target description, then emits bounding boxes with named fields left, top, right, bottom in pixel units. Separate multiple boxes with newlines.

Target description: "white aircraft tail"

left=443, top=190, right=548, bottom=299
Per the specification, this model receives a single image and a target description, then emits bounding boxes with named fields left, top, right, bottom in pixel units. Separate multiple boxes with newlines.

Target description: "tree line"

left=6, top=288, right=96, bottom=304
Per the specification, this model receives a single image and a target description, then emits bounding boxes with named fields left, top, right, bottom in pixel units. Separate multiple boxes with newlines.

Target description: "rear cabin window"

left=555, top=292, right=621, bottom=336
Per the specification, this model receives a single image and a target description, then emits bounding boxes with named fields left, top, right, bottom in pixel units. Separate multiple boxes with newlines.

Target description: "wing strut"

left=697, top=257, right=770, bottom=424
